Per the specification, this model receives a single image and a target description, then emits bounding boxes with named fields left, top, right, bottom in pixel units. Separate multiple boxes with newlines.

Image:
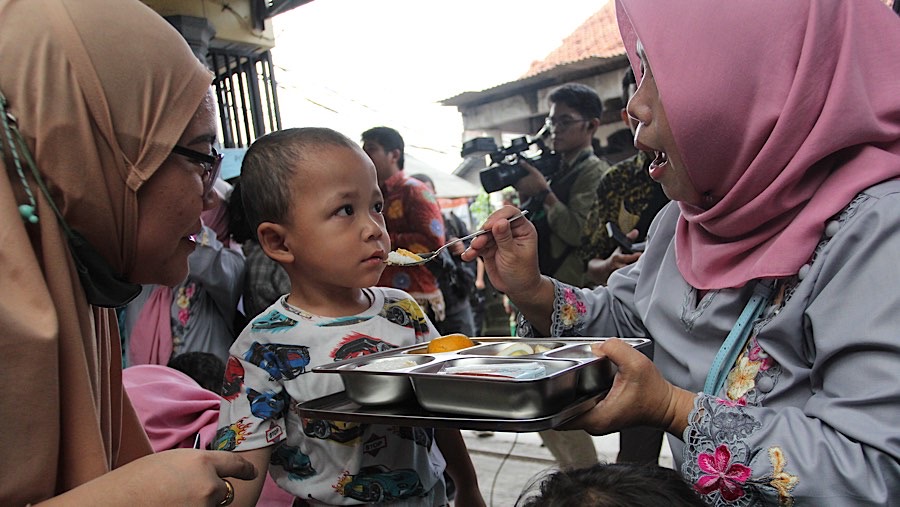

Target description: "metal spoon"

left=384, top=210, right=529, bottom=266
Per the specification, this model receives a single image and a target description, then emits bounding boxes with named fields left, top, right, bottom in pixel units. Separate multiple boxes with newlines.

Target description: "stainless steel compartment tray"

left=295, top=391, right=608, bottom=432
left=311, top=337, right=652, bottom=419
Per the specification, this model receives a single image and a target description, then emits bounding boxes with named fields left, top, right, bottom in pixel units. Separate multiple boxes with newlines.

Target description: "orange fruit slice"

left=427, top=333, right=475, bottom=353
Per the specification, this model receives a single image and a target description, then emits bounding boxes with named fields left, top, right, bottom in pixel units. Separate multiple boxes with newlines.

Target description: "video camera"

left=461, top=135, right=559, bottom=193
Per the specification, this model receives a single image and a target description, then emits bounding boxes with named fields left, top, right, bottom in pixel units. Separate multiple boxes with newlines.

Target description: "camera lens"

left=480, top=163, right=527, bottom=193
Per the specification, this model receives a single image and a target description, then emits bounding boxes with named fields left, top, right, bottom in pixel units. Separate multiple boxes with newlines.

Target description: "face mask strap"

left=1, top=89, right=141, bottom=308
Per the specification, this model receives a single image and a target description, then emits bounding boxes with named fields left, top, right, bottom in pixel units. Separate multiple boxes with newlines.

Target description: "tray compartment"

left=408, top=357, right=582, bottom=418
left=546, top=344, right=617, bottom=394
left=335, top=354, right=435, bottom=405
left=457, top=341, right=567, bottom=357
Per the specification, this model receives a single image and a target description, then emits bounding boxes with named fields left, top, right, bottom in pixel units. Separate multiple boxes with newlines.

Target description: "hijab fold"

left=0, top=0, right=212, bottom=503
left=616, top=0, right=900, bottom=289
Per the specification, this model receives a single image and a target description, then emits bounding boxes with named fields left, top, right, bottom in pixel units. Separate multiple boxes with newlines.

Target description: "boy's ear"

left=257, top=222, right=294, bottom=265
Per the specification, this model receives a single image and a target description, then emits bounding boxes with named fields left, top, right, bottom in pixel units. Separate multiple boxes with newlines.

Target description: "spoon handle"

left=438, top=209, right=530, bottom=254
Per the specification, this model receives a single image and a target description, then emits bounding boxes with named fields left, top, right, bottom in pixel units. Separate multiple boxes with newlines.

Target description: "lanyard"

left=703, top=280, right=775, bottom=396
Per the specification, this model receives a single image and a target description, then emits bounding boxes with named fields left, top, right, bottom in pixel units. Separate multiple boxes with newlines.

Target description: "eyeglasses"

left=544, top=116, right=590, bottom=131
left=171, top=145, right=223, bottom=197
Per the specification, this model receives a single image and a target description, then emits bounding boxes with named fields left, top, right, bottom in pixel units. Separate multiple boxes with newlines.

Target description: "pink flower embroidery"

left=747, top=342, right=773, bottom=371
left=177, top=308, right=189, bottom=326
left=695, top=444, right=752, bottom=501
left=716, top=397, right=747, bottom=408
left=559, top=288, right=586, bottom=327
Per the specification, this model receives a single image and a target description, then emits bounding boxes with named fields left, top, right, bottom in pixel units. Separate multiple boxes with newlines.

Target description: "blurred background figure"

left=581, top=68, right=668, bottom=289
left=410, top=173, right=478, bottom=337
left=226, top=179, right=291, bottom=325
left=362, top=126, right=447, bottom=325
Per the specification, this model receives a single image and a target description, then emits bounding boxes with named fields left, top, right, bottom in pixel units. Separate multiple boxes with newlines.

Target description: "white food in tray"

left=438, top=361, right=547, bottom=379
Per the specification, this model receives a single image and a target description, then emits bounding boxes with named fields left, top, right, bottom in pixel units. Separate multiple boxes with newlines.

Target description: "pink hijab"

left=616, top=0, right=900, bottom=289
left=122, top=365, right=220, bottom=451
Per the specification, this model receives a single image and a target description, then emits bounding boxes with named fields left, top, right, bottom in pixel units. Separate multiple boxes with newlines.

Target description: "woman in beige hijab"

left=0, top=0, right=255, bottom=504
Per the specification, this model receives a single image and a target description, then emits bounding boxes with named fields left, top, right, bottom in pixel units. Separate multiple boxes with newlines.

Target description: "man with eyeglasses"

left=515, top=83, right=608, bottom=291
left=512, top=82, right=608, bottom=470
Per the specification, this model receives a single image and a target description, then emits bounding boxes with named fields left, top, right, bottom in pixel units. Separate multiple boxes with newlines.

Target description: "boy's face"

left=282, top=144, right=389, bottom=291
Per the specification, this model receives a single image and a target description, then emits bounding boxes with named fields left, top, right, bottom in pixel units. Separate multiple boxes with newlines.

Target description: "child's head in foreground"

left=240, top=127, right=389, bottom=297
left=516, top=462, right=705, bottom=507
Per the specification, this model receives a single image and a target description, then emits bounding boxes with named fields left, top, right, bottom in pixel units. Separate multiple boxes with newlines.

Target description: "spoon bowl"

left=384, top=210, right=529, bottom=267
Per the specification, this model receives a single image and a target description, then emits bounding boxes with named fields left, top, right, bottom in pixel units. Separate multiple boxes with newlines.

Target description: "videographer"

left=515, top=83, right=608, bottom=290
left=514, top=83, right=608, bottom=470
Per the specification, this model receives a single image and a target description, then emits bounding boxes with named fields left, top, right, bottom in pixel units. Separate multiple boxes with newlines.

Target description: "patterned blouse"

left=519, top=181, right=900, bottom=505
left=579, top=150, right=669, bottom=266
left=378, top=172, right=446, bottom=321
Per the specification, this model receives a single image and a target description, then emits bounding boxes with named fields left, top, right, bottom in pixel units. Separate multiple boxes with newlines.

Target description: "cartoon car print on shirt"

left=394, top=426, right=434, bottom=451
left=381, top=297, right=429, bottom=331
left=244, top=342, right=311, bottom=381
left=331, top=332, right=397, bottom=361
left=221, top=356, right=244, bottom=401
left=251, top=310, right=298, bottom=332
left=302, top=418, right=366, bottom=444
left=270, top=444, right=317, bottom=481
left=247, top=388, right=286, bottom=419
left=213, top=418, right=252, bottom=451
left=340, top=465, right=425, bottom=502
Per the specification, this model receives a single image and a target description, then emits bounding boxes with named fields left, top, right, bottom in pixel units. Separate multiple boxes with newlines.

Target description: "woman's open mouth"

left=648, top=150, right=669, bottom=180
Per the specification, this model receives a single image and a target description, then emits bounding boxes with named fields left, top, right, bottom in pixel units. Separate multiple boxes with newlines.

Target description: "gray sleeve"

left=188, top=226, right=246, bottom=319
left=683, top=189, right=900, bottom=505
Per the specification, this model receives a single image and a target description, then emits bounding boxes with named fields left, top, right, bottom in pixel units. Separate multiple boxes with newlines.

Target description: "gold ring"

left=219, top=478, right=235, bottom=506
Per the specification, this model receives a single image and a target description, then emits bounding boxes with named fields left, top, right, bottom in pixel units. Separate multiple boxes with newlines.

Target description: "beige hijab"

left=0, top=0, right=212, bottom=503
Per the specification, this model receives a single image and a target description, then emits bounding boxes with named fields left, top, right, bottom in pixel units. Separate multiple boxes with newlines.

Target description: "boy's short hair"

left=361, top=126, right=405, bottom=169
left=240, top=127, right=359, bottom=233
left=548, top=83, right=604, bottom=121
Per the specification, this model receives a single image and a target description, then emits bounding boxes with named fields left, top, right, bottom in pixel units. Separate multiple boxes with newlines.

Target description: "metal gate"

left=208, top=49, right=282, bottom=149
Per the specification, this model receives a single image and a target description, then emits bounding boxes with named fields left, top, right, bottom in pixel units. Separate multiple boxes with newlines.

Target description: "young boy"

left=215, top=128, right=483, bottom=506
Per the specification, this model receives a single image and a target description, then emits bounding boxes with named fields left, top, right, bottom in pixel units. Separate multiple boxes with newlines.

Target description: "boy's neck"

left=284, top=287, right=373, bottom=318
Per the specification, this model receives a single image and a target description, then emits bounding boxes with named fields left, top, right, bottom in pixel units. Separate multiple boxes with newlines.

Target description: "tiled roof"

left=522, top=1, right=623, bottom=78
left=523, top=0, right=896, bottom=78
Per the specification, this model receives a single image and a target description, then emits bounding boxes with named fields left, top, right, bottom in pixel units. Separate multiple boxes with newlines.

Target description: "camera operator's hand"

left=513, top=159, right=551, bottom=199
left=585, top=229, right=642, bottom=286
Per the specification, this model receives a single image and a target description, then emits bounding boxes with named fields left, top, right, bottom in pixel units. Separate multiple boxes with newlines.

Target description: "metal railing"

left=208, top=49, right=282, bottom=149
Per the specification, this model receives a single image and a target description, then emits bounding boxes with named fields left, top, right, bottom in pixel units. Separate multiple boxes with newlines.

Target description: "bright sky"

left=271, top=0, right=609, bottom=172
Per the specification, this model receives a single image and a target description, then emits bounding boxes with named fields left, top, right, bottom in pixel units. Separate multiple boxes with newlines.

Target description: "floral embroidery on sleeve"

left=684, top=395, right=798, bottom=506
left=515, top=281, right=588, bottom=338
left=767, top=447, right=799, bottom=506
left=550, top=282, right=588, bottom=337
left=695, top=444, right=752, bottom=501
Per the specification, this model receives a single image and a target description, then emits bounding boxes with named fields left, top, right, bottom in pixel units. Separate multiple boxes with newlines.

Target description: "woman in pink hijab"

left=465, top=0, right=900, bottom=504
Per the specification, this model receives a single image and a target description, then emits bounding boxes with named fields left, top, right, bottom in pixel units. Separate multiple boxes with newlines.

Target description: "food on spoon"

left=497, top=342, right=535, bottom=356
left=427, top=333, right=475, bottom=353
left=386, top=248, right=424, bottom=265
